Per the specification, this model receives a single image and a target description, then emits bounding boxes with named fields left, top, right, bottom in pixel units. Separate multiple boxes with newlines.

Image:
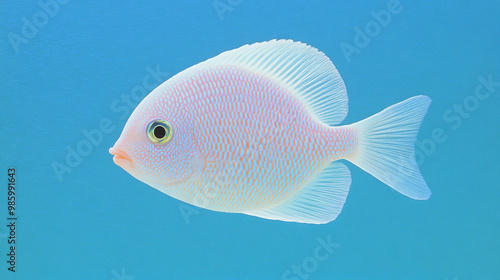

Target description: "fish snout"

left=109, top=147, right=133, bottom=169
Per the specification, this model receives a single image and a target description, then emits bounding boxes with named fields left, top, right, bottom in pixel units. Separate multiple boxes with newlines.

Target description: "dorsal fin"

left=195, top=39, right=348, bottom=125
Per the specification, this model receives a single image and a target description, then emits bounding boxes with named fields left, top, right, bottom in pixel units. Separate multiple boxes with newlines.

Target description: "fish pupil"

left=154, top=126, right=166, bottom=139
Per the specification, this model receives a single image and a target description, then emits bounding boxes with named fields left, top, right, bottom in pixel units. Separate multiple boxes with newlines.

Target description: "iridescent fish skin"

left=110, top=40, right=431, bottom=224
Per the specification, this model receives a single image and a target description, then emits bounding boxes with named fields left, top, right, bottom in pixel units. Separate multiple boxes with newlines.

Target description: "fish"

left=109, top=39, right=431, bottom=224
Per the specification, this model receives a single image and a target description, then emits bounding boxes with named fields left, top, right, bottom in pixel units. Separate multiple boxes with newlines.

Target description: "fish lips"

left=109, top=147, right=133, bottom=170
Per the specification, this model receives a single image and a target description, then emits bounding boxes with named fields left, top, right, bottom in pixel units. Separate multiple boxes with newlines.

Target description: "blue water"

left=1, top=1, right=499, bottom=279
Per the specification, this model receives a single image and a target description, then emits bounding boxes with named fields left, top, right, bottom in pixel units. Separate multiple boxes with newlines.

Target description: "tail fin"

left=349, top=95, right=432, bottom=200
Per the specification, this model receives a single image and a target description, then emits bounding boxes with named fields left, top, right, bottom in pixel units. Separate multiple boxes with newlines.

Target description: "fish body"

left=110, top=40, right=431, bottom=224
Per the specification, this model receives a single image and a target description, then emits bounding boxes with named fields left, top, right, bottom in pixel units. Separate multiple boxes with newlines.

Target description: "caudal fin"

left=349, top=95, right=432, bottom=200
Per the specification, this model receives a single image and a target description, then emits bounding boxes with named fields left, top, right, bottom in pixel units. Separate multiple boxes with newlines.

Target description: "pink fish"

left=110, top=40, right=431, bottom=224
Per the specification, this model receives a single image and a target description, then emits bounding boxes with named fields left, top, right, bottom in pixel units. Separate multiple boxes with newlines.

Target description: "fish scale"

left=163, top=65, right=356, bottom=211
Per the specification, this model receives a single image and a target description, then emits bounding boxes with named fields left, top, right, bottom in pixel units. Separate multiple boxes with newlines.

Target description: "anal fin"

left=243, top=162, right=351, bottom=224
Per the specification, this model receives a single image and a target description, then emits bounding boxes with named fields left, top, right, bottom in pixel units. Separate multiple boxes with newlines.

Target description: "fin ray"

left=243, top=162, right=351, bottom=224
left=350, top=95, right=432, bottom=200
left=196, top=39, right=348, bottom=125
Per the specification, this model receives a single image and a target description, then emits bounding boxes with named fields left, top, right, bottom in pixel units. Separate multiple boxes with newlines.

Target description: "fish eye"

left=147, top=120, right=173, bottom=144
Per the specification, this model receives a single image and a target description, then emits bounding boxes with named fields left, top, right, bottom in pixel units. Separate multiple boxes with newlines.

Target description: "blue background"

left=1, top=1, right=499, bottom=279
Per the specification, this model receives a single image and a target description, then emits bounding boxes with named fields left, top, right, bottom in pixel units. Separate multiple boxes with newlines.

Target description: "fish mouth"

left=109, top=147, right=133, bottom=169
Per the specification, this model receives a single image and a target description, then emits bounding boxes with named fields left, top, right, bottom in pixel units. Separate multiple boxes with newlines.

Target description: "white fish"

left=110, top=40, right=431, bottom=224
